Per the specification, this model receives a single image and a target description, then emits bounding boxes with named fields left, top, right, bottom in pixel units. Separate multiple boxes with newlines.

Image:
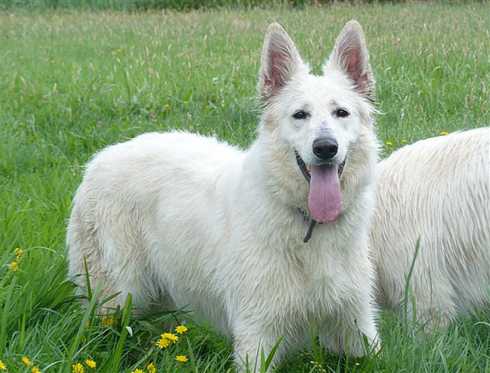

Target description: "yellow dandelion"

left=9, top=261, right=19, bottom=272
left=131, top=369, right=144, bottom=373
left=15, top=247, right=24, bottom=260
left=22, top=356, right=33, bottom=367
left=385, top=141, right=393, bottom=146
left=161, top=332, right=178, bottom=342
left=0, top=360, right=6, bottom=370
left=440, top=131, right=449, bottom=136
left=32, top=367, right=41, bottom=373
left=101, top=315, right=115, bottom=327
left=72, top=362, right=84, bottom=373
left=155, top=337, right=171, bottom=349
left=85, top=358, right=96, bottom=369
left=175, top=325, right=188, bottom=334
left=401, top=139, right=408, bottom=144
left=175, top=355, right=188, bottom=363
left=146, top=362, right=157, bottom=373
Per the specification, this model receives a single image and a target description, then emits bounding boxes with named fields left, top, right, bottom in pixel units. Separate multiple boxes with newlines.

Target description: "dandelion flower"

left=175, top=355, right=188, bottom=363
left=175, top=325, right=188, bottom=334
left=22, top=356, right=32, bottom=367
left=72, top=363, right=84, bottom=373
left=101, top=315, right=115, bottom=327
left=155, top=337, right=171, bottom=349
left=146, top=362, right=157, bottom=373
left=385, top=141, right=393, bottom=146
left=131, top=369, right=144, bottom=373
left=0, top=360, right=6, bottom=370
left=9, top=261, right=19, bottom=272
left=440, top=131, right=449, bottom=136
left=15, top=248, right=24, bottom=260
left=85, top=359, right=96, bottom=369
left=161, top=332, right=178, bottom=342
left=32, top=367, right=41, bottom=373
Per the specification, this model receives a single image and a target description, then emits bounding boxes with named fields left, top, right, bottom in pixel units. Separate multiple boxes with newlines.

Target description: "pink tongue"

left=308, top=165, right=342, bottom=223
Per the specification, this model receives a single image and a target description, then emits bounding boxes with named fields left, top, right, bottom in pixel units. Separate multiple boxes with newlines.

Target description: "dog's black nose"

left=312, top=137, right=338, bottom=161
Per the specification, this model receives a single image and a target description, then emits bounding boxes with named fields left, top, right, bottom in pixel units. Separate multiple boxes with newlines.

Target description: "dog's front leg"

left=320, top=295, right=380, bottom=358
left=232, top=318, right=285, bottom=373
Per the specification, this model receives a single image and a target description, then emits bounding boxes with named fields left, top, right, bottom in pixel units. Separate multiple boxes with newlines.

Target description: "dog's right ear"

left=258, top=23, right=304, bottom=104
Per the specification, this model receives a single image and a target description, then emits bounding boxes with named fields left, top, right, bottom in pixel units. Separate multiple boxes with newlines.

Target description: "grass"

left=0, top=2, right=490, bottom=372
left=2, top=0, right=280, bottom=12
left=0, top=0, right=318, bottom=12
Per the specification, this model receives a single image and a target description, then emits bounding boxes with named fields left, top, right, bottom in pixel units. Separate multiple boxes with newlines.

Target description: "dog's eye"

left=334, top=108, right=350, bottom=118
left=292, top=110, right=309, bottom=120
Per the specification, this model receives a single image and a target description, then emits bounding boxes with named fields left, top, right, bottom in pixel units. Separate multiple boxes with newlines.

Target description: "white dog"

left=67, top=21, right=380, bottom=369
left=371, top=128, right=490, bottom=328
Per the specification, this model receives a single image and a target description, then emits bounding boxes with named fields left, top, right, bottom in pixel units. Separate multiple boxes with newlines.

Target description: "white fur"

left=67, top=21, right=380, bottom=370
left=371, top=128, right=490, bottom=327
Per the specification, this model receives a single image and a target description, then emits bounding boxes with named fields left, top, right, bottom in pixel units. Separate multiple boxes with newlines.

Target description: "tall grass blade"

left=402, top=238, right=421, bottom=328
left=110, top=293, right=132, bottom=372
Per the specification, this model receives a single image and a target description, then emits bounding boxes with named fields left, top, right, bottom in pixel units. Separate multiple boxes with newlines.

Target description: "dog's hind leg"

left=404, top=275, right=457, bottom=330
left=67, top=200, right=157, bottom=315
left=67, top=203, right=118, bottom=308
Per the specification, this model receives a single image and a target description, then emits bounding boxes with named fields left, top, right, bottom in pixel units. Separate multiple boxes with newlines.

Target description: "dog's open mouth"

left=295, top=151, right=345, bottom=224
left=295, top=152, right=345, bottom=181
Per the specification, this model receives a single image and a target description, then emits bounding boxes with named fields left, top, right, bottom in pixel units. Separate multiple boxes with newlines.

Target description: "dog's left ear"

left=324, top=20, right=375, bottom=101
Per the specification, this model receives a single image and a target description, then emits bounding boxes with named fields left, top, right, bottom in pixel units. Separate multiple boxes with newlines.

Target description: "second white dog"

left=372, top=128, right=490, bottom=328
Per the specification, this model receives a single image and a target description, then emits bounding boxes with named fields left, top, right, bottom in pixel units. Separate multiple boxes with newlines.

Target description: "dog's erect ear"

left=324, top=20, right=375, bottom=101
left=258, top=23, right=304, bottom=104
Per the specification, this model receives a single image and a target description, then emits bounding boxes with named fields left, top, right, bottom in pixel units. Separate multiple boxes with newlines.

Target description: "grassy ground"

left=2, top=0, right=281, bottom=12
left=1, top=2, right=490, bottom=372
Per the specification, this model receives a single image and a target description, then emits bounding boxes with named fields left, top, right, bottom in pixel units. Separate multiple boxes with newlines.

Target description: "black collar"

left=294, top=151, right=317, bottom=243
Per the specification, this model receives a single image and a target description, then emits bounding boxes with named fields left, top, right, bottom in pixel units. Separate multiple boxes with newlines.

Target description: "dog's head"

left=258, top=21, right=376, bottom=224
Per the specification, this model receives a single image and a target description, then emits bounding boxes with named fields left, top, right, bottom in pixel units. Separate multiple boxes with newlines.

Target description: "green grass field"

left=1, top=2, right=490, bottom=372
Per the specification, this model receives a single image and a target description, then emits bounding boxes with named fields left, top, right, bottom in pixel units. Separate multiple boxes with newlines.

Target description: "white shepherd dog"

left=371, top=128, right=490, bottom=328
left=67, top=21, right=380, bottom=369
